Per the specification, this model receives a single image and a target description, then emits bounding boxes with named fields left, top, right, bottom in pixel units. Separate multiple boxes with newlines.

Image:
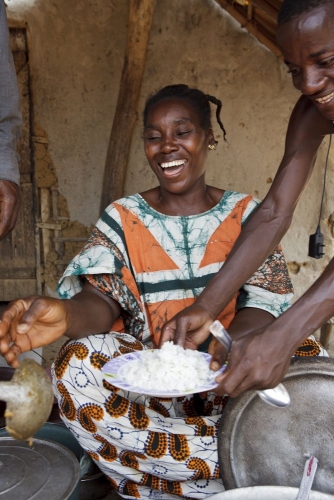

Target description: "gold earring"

left=208, top=144, right=215, bottom=150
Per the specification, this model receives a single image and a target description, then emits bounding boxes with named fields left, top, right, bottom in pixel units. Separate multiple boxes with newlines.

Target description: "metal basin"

left=0, top=423, right=91, bottom=500
left=218, top=358, right=334, bottom=494
left=209, top=487, right=334, bottom=499
left=0, top=436, right=80, bottom=499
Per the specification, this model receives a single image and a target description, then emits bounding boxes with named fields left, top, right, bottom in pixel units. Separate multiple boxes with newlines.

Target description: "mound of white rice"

left=120, top=342, right=215, bottom=392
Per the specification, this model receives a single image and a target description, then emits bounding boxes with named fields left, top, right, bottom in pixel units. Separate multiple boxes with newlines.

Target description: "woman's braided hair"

left=143, top=84, right=227, bottom=141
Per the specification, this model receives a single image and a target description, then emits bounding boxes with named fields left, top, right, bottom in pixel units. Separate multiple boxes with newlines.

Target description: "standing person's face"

left=143, top=98, right=214, bottom=195
left=277, top=5, right=334, bottom=120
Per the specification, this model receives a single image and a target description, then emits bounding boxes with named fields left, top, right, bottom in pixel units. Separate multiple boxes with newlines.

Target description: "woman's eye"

left=177, top=129, right=192, bottom=137
left=144, top=136, right=161, bottom=141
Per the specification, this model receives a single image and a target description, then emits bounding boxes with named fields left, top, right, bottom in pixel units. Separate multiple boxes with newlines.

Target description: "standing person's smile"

left=277, top=4, right=334, bottom=120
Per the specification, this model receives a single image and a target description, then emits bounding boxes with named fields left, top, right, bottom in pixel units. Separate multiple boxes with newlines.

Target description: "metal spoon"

left=209, top=320, right=290, bottom=408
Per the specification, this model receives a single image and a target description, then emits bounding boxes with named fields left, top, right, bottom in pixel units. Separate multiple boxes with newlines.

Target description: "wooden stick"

left=40, top=188, right=52, bottom=265
left=100, top=0, right=156, bottom=213
left=250, top=0, right=278, bottom=23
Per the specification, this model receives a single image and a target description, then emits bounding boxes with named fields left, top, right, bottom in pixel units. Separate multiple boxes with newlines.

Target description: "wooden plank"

left=52, top=237, right=87, bottom=242
left=40, top=188, right=52, bottom=265
left=0, top=268, right=35, bottom=279
left=269, top=0, right=283, bottom=10
left=253, top=11, right=277, bottom=40
left=250, top=0, right=278, bottom=22
left=0, top=182, right=36, bottom=269
left=36, top=222, right=62, bottom=230
left=0, top=279, right=37, bottom=301
left=100, top=0, right=156, bottom=212
left=214, top=0, right=282, bottom=58
left=247, top=2, right=253, bottom=21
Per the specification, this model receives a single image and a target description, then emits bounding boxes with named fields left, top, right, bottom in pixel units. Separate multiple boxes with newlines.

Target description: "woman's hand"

left=0, top=296, right=68, bottom=367
left=159, top=304, right=215, bottom=349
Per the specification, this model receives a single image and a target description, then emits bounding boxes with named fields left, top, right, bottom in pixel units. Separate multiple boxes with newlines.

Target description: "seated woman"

left=0, top=84, right=326, bottom=500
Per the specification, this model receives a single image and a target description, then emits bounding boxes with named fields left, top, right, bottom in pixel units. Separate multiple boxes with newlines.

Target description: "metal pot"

left=218, top=358, right=334, bottom=495
left=0, top=435, right=80, bottom=499
left=35, top=423, right=112, bottom=500
left=1, top=374, right=110, bottom=500
left=0, top=423, right=91, bottom=500
left=209, top=487, right=334, bottom=499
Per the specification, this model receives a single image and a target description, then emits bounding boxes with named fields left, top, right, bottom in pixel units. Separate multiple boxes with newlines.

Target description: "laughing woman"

left=0, top=85, right=324, bottom=499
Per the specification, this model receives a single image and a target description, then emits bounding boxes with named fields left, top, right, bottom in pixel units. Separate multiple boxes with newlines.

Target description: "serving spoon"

left=0, top=358, right=54, bottom=440
left=209, top=320, right=290, bottom=408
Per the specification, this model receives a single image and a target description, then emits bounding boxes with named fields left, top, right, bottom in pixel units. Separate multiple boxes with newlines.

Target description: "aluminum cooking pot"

left=218, top=358, right=334, bottom=495
left=0, top=423, right=91, bottom=500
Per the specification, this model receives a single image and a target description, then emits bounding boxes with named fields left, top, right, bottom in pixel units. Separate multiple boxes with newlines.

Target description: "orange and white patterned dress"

left=52, top=191, right=299, bottom=499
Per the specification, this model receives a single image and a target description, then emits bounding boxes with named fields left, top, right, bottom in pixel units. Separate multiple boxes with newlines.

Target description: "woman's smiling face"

left=277, top=4, right=334, bottom=120
left=143, top=97, right=214, bottom=195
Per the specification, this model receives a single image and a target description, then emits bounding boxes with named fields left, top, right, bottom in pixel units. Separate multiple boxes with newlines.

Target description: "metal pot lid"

left=209, top=487, right=334, bottom=499
left=0, top=436, right=80, bottom=499
left=218, top=358, right=334, bottom=494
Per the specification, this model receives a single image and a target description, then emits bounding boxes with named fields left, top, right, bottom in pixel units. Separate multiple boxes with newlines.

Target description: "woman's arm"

left=0, top=281, right=121, bottom=367
left=160, top=96, right=333, bottom=347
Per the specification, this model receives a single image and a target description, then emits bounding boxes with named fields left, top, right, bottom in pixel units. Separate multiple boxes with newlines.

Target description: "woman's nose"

left=160, top=136, right=178, bottom=152
left=295, top=68, right=326, bottom=96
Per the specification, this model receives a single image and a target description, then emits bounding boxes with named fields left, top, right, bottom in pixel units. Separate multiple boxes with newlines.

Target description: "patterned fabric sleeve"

left=57, top=207, right=145, bottom=338
left=237, top=282, right=293, bottom=318
left=237, top=197, right=294, bottom=317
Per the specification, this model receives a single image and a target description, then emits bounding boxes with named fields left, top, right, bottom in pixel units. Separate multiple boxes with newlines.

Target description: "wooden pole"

left=100, top=0, right=156, bottom=213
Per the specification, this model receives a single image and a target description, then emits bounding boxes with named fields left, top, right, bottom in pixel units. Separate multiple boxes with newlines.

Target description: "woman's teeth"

left=160, top=160, right=185, bottom=169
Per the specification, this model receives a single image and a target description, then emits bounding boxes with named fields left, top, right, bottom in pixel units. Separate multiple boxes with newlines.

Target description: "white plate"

left=101, top=350, right=225, bottom=398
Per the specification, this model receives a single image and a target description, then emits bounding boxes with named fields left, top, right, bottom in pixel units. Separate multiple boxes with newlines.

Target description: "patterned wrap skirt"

left=51, top=332, right=327, bottom=500
left=52, top=332, right=227, bottom=500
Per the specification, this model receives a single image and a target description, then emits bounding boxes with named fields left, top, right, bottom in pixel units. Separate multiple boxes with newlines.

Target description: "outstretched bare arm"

left=160, top=96, right=332, bottom=348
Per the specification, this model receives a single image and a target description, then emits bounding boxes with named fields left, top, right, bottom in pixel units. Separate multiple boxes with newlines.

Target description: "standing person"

left=160, top=0, right=334, bottom=398
left=0, top=0, right=21, bottom=240
left=1, top=84, right=316, bottom=499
